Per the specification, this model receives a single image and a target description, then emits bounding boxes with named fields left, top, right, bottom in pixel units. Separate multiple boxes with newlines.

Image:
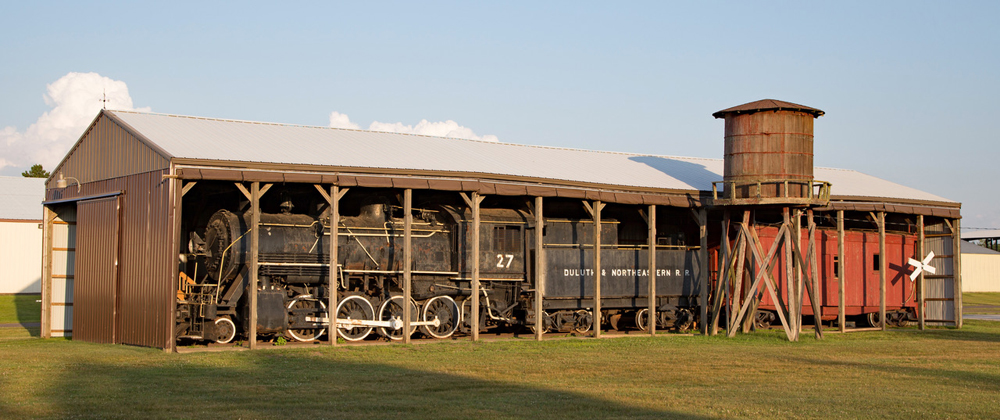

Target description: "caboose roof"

left=50, top=110, right=956, bottom=212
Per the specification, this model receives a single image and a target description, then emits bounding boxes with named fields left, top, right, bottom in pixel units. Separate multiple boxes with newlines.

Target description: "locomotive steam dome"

left=712, top=99, right=828, bottom=205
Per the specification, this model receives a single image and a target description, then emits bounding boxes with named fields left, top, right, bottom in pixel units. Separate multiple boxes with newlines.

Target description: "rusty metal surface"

left=712, top=99, right=824, bottom=118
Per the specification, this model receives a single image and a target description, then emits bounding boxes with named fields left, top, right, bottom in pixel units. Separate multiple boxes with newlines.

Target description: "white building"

left=0, top=176, right=45, bottom=294
left=960, top=240, right=1000, bottom=292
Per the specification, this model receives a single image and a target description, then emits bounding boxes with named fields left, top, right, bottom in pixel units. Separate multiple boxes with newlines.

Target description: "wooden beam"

left=953, top=218, right=963, bottom=328
left=878, top=211, right=886, bottom=331
left=314, top=184, right=331, bottom=203
left=592, top=200, right=604, bottom=338
left=837, top=210, right=845, bottom=333
left=403, top=188, right=413, bottom=344
left=807, top=209, right=823, bottom=339
left=783, top=208, right=798, bottom=341
left=917, top=214, right=925, bottom=331
left=235, top=183, right=251, bottom=201
left=168, top=173, right=183, bottom=352
left=711, top=210, right=732, bottom=336
left=535, top=196, right=545, bottom=341
left=328, top=185, right=340, bottom=347
left=181, top=181, right=197, bottom=197
left=461, top=192, right=485, bottom=341
left=249, top=182, right=260, bottom=349
left=733, top=223, right=787, bottom=332
left=744, top=223, right=794, bottom=341
left=648, top=205, right=657, bottom=336
left=793, top=210, right=803, bottom=339
left=40, top=206, right=54, bottom=339
left=697, top=208, right=709, bottom=336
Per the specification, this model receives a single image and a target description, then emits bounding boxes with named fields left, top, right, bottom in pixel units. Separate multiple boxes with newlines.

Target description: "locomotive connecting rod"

left=306, top=316, right=441, bottom=330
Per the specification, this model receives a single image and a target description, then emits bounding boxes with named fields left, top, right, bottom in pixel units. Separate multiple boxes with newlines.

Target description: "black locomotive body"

left=174, top=188, right=701, bottom=344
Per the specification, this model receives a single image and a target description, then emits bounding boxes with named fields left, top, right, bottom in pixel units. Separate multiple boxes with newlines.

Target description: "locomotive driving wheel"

left=377, top=296, right=419, bottom=340
left=286, top=295, right=327, bottom=342
left=335, top=295, right=375, bottom=341
left=421, top=295, right=460, bottom=339
left=213, top=317, right=236, bottom=344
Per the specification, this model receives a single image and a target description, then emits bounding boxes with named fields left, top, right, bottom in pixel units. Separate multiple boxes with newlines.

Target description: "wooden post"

left=535, top=196, right=545, bottom=341
left=41, top=206, right=54, bottom=339
left=403, top=189, right=413, bottom=344
left=783, top=208, right=798, bottom=341
left=249, top=182, right=260, bottom=349
left=167, top=174, right=182, bottom=352
left=794, top=210, right=803, bottom=336
left=711, top=210, right=732, bottom=336
left=648, top=205, right=657, bottom=336
left=327, top=185, right=346, bottom=346
left=953, top=218, right=963, bottom=328
left=837, top=210, right=845, bottom=333
left=461, top=192, right=484, bottom=342
left=917, top=214, right=925, bottom=331
left=807, top=209, right=823, bottom=339
left=878, top=211, right=886, bottom=331
left=698, top=208, right=709, bottom=336
left=592, top=200, right=604, bottom=338
left=728, top=212, right=749, bottom=336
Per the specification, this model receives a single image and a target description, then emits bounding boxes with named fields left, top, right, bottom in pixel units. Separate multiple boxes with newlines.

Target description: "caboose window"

left=494, top=225, right=520, bottom=252
left=872, top=254, right=880, bottom=271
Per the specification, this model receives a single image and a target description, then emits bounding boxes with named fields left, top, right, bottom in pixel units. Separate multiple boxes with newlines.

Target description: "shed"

left=40, top=109, right=963, bottom=349
left=0, top=176, right=45, bottom=294
left=959, top=240, right=1000, bottom=292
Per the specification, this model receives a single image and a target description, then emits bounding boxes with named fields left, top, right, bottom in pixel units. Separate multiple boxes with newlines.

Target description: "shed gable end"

left=48, top=113, right=170, bottom=189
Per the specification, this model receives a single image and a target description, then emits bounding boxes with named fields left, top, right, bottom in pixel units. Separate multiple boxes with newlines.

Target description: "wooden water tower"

left=709, top=99, right=830, bottom=341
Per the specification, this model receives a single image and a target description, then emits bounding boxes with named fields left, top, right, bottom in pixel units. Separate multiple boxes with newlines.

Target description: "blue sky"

left=2, top=2, right=997, bottom=226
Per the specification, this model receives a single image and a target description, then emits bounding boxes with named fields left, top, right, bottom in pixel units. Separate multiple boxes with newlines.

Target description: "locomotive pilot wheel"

left=421, top=295, right=460, bottom=339
left=286, top=295, right=327, bottom=342
left=335, top=295, right=376, bottom=341
left=377, top=296, right=419, bottom=340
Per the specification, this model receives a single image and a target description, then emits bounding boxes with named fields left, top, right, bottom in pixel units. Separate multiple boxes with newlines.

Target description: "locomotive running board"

left=304, top=316, right=441, bottom=330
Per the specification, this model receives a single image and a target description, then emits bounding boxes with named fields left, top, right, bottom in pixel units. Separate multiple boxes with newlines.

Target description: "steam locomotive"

left=174, top=189, right=701, bottom=344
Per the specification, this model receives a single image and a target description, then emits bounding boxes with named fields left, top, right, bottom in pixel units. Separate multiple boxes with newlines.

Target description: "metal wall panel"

left=48, top=168, right=175, bottom=347
left=961, top=254, right=1000, bottom=292
left=73, top=196, right=120, bottom=344
left=47, top=114, right=169, bottom=189
left=0, top=221, right=43, bottom=293
left=925, top=222, right=956, bottom=324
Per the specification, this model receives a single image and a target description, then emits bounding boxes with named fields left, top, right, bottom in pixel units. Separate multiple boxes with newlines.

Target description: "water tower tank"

left=713, top=99, right=824, bottom=203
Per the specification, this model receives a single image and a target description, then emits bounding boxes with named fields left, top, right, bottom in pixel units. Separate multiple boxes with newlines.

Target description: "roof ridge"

left=109, top=110, right=721, bottom=161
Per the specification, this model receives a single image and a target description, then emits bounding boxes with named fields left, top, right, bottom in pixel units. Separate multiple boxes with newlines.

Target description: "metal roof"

left=961, top=240, right=1000, bottom=255
left=712, top=99, right=825, bottom=118
left=962, top=229, right=1000, bottom=240
left=0, top=176, right=45, bottom=220
left=107, top=110, right=953, bottom=204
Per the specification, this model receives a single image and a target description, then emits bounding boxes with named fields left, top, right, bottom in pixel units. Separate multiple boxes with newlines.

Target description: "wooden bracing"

left=709, top=208, right=824, bottom=341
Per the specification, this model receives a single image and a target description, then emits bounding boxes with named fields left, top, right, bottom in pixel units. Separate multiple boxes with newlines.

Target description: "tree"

left=22, top=164, right=50, bottom=178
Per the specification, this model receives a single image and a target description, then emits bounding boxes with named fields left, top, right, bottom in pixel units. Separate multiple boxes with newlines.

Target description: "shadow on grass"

left=1, top=348, right=717, bottom=420
left=795, top=355, right=1000, bottom=394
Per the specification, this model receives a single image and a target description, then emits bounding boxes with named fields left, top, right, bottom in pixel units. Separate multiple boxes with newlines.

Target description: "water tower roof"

left=712, top=99, right=824, bottom=119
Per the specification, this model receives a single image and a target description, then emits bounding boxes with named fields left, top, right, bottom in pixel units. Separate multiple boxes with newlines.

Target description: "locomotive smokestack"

left=713, top=99, right=825, bottom=203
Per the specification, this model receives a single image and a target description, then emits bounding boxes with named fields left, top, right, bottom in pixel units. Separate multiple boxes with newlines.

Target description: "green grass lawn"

left=1, top=322, right=999, bottom=419
left=0, top=293, right=40, bottom=324
left=963, top=292, right=1000, bottom=314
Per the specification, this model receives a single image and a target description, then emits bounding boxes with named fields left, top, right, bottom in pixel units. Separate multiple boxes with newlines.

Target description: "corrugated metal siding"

left=0, top=221, right=43, bottom=293
left=961, top=254, right=1000, bottom=292
left=925, top=221, right=956, bottom=324
left=73, top=196, right=120, bottom=344
left=47, top=114, right=170, bottom=190
left=116, top=171, right=173, bottom=347
left=52, top=169, right=174, bottom=347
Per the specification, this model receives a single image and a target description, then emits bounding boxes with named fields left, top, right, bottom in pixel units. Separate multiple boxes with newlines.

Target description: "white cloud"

left=0, top=72, right=149, bottom=172
left=328, top=111, right=361, bottom=130
left=329, top=111, right=498, bottom=142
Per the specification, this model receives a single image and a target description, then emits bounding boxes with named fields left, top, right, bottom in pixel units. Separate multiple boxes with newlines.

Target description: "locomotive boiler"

left=174, top=191, right=702, bottom=344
